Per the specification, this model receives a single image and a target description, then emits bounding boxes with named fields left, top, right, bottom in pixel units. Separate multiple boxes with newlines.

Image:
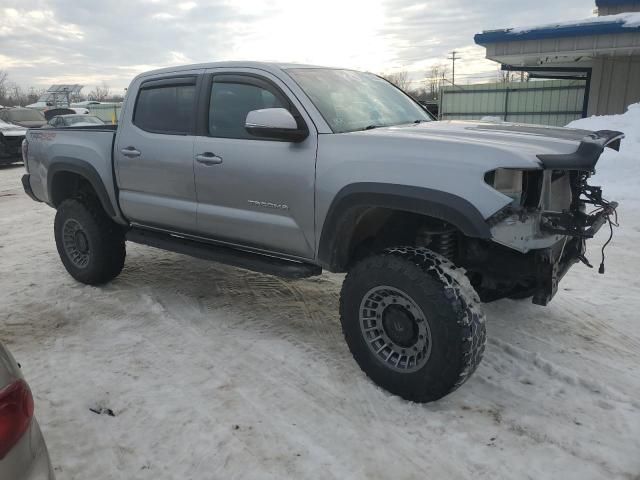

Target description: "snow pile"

left=567, top=103, right=640, bottom=203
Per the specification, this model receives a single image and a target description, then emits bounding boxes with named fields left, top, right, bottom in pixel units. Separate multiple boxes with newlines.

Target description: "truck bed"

left=25, top=125, right=125, bottom=223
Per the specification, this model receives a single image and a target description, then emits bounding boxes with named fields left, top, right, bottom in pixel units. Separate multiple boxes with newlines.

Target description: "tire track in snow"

left=558, top=295, right=640, bottom=356
left=490, top=337, right=640, bottom=408
left=474, top=337, right=639, bottom=478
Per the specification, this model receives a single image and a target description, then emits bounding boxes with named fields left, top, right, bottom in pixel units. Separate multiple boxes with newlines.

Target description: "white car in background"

left=70, top=108, right=90, bottom=115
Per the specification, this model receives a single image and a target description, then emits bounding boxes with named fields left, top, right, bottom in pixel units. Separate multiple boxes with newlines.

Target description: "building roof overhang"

left=475, top=12, right=640, bottom=45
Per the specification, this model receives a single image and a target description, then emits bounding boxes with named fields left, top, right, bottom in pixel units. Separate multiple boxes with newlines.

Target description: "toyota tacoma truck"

left=21, top=62, right=622, bottom=402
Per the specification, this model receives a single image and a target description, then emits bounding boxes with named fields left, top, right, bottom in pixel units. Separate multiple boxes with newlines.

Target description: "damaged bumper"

left=531, top=236, right=582, bottom=306
left=485, top=129, right=623, bottom=306
left=540, top=201, right=618, bottom=239
left=533, top=200, right=617, bottom=305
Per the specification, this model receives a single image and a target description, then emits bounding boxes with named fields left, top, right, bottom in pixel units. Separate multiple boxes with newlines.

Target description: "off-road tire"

left=340, top=247, right=486, bottom=402
left=54, top=197, right=125, bottom=285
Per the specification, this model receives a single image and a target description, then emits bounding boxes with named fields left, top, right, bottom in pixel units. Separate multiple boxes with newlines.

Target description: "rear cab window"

left=133, top=77, right=197, bottom=135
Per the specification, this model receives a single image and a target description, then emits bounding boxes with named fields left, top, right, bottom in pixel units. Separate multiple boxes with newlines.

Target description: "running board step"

left=126, top=228, right=322, bottom=279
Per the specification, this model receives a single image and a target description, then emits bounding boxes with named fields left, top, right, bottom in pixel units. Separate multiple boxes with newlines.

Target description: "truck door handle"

left=121, top=147, right=141, bottom=158
left=195, top=152, right=223, bottom=166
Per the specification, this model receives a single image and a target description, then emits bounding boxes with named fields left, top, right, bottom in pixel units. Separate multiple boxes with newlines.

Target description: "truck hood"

left=357, top=120, right=591, bottom=166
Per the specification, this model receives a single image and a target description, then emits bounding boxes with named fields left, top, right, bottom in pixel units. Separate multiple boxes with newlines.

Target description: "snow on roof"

left=475, top=11, right=640, bottom=45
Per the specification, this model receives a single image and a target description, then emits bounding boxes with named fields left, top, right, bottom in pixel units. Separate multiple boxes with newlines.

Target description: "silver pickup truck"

left=21, top=62, right=622, bottom=402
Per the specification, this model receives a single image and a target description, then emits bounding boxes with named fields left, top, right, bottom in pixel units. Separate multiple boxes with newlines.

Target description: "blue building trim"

left=475, top=19, right=640, bottom=45
left=596, top=0, right=640, bottom=6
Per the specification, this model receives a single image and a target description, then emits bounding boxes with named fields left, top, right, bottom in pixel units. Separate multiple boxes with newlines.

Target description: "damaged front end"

left=474, top=130, right=623, bottom=306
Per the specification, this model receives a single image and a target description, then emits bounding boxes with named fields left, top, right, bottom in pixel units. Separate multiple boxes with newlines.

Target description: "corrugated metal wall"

left=440, top=80, right=586, bottom=126
left=589, top=55, right=640, bottom=115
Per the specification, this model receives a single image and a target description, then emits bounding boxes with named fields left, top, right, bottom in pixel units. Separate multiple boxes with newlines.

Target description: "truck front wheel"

left=340, top=247, right=486, bottom=402
left=54, top=197, right=126, bottom=285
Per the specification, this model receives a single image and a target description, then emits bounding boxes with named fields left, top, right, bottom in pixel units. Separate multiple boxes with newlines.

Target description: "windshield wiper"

left=364, top=124, right=382, bottom=130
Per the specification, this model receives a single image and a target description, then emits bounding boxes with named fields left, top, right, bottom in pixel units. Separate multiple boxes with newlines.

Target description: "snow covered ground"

left=1, top=108, right=640, bottom=479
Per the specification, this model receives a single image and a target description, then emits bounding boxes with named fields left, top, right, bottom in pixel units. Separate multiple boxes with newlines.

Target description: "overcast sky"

left=0, top=0, right=595, bottom=93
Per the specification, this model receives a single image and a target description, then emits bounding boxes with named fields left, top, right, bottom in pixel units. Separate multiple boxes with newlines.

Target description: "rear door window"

left=134, top=81, right=196, bottom=135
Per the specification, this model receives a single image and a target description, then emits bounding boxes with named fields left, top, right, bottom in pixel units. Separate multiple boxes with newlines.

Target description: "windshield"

left=7, top=109, right=45, bottom=122
left=287, top=68, right=431, bottom=133
left=64, top=116, right=103, bottom=125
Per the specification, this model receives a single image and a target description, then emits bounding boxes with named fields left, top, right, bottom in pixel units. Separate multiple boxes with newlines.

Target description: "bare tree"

left=8, top=83, right=25, bottom=106
left=498, top=68, right=528, bottom=83
left=70, top=90, right=86, bottom=104
left=425, top=64, right=448, bottom=100
left=0, top=70, right=8, bottom=101
left=499, top=70, right=514, bottom=83
left=380, top=71, right=411, bottom=92
left=409, top=87, right=429, bottom=102
left=106, top=93, right=125, bottom=103
left=26, top=87, right=46, bottom=105
left=88, top=82, right=111, bottom=101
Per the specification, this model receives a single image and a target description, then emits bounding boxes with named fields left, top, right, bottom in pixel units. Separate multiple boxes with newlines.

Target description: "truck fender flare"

left=48, top=158, right=116, bottom=217
left=317, top=183, right=491, bottom=271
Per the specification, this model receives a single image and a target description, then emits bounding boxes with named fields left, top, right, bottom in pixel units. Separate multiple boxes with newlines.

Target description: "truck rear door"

left=115, top=72, right=202, bottom=232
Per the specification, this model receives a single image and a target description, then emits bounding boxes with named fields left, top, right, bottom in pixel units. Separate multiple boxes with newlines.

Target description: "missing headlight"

left=485, top=169, right=543, bottom=208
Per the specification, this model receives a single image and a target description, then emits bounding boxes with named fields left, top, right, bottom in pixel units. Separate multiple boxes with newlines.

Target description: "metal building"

left=474, top=0, right=640, bottom=116
left=439, top=79, right=587, bottom=126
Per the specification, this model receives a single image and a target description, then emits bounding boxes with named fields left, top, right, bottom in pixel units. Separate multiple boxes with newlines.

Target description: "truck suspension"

left=416, top=223, right=458, bottom=262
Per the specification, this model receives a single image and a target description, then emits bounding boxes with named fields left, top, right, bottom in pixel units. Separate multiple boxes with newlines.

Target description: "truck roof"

left=134, top=61, right=346, bottom=81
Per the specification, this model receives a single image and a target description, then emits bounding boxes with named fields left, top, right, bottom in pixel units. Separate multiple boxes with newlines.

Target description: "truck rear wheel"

left=54, top=197, right=125, bottom=285
left=340, top=247, right=486, bottom=402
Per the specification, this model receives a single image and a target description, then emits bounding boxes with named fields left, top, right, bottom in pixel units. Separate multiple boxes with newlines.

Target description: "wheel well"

left=338, top=207, right=462, bottom=271
left=50, top=171, right=98, bottom=207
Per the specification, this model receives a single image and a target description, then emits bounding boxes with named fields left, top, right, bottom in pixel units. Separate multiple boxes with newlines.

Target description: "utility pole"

left=448, top=50, right=460, bottom=86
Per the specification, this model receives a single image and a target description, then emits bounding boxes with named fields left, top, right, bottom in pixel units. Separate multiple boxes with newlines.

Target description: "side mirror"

left=245, top=108, right=308, bottom=142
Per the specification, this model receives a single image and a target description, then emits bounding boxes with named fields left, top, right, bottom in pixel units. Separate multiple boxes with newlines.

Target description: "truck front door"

left=115, top=73, right=201, bottom=232
left=192, top=70, right=317, bottom=259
